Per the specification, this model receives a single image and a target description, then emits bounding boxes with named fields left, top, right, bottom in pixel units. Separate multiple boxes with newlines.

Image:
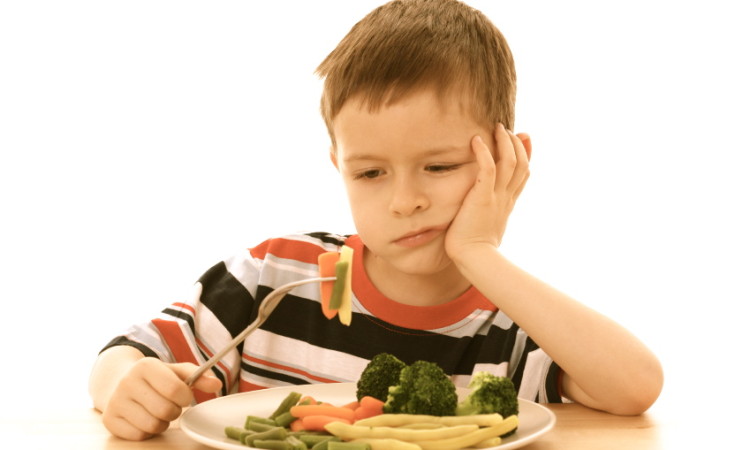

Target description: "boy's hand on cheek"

left=445, top=123, right=531, bottom=265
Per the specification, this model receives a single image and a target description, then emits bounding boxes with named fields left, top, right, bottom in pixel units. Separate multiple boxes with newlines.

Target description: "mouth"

left=393, top=225, right=448, bottom=248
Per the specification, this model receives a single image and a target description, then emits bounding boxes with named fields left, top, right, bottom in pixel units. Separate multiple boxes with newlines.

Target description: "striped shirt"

left=103, top=232, right=563, bottom=404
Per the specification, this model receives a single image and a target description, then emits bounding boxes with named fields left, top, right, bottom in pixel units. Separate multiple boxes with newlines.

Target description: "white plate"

left=181, top=382, right=555, bottom=450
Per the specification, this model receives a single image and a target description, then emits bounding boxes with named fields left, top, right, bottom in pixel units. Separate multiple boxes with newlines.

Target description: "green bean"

left=224, top=426, right=258, bottom=444
left=224, top=426, right=245, bottom=441
left=246, top=418, right=277, bottom=432
left=328, top=261, right=349, bottom=309
left=252, top=440, right=292, bottom=450
left=246, top=427, right=288, bottom=446
left=311, top=437, right=342, bottom=450
left=268, top=391, right=303, bottom=420
left=246, top=415, right=279, bottom=427
left=328, top=442, right=371, bottom=450
left=274, top=411, right=296, bottom=428
left=299, top=433, right=337, bottom=446
left=285, top=435, right=308, bottom=450
left=289, top=430, right=329, bottom=437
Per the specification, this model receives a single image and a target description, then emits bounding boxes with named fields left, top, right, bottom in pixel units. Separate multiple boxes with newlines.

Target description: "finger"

left=494, top=123, right=517, bottom=190
left=507, top=132, right=530, bottom=194
left=121, top=400, right=171, bottom=438
left=103, top=397, right=168, bottom=440
left=170, top=362, right=223, bottom=394
left=103, top=412, right=156, bottom=441
left=137, top=360, right=195, bottom=407
left=120, top=364, right=185, bottom=422
left=470, top=134, right=497, bottom=199
left=516, top=132, right=532, bottom=161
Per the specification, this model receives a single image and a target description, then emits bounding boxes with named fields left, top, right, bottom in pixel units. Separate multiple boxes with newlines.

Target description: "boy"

left=90, top=0, right=662, bottom=441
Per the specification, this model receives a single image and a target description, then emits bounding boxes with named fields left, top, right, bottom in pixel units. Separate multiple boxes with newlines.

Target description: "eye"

left=353, top=169, right=383, bottom=180
left=425, top=164, right=462, bottom=173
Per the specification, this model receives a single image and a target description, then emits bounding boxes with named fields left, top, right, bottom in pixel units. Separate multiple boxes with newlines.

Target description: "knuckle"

left=153, top=401, right=182, bottom=421
left=141, top=415, right=170, bottom=435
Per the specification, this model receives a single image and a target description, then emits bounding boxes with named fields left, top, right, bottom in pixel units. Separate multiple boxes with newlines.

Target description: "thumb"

left=171, top=363, right=223, bottom=393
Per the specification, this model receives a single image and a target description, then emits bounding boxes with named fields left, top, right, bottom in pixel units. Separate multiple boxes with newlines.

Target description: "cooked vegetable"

left=354, top=413, right=504, bottom=428
left=290, top=404, right=356, bottom=422
left=455, top=371, right=519, bottom=436
left=349, top=438, right=420, bottom=450
left=337, top=245, right=354, bottom=325
left=355, top=353, right=407, bottom=402
left=328, top=260, right=350, bottom=310
left=353, top=396, right=385, bottom=420
left=412, top=415, right=519, bottom=450
left=455, top=371, right=519, bottom=417
left=382, top=360, right=458, bottom=416
left=318, top=252, right=340, bottom=319
left=324, top=421, right=478, bottom=441
left=269, top=391, right=303, bottom=420
left=317, top=246, right=354, bottom=325
left=301, top=415, right=353, bottom=432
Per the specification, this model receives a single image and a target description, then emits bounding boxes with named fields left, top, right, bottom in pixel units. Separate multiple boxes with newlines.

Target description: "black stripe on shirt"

left=241, top=360, right=311, bottom=386
left=197, top=261, right=257, bottom=339
left=100, top=336, right=159, bottom=358
left=305, top=232, right=348, bottom=247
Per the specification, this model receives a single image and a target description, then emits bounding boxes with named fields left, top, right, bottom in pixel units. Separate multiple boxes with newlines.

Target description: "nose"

left=388, top=174, right=429, bottom=216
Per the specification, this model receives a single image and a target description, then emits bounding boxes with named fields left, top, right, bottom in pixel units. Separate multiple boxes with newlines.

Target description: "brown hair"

left=316, top=0, right=516, bottom=147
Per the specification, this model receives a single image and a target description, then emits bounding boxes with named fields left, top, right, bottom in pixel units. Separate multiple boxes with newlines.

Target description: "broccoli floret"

left=455, top=371, right=519, bottom=435
left=383, top=360, right=457, bottom=416
left=456, top=371, right=519, bottom=417
left=356, top=353, right=407, bottom=401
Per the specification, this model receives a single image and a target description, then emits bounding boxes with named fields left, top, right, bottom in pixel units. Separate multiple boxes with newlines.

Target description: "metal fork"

left=184, top=276, right=335, bottom=387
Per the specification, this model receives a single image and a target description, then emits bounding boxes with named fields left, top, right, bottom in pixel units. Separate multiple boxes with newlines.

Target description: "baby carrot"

left=301, top=415, right=353, bottom=432
left=354, top=396, right=384, bottom=420
left=318, top=252, right=339, bottom=319
left=341, top=400, right=360, bottom=410
left=290, top=404, right=356, bottom=422
left=289, top=418, right=306, bottom=432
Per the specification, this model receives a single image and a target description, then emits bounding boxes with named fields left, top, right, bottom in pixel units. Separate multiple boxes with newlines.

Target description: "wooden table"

left=2, top=402, right=694, bottom=450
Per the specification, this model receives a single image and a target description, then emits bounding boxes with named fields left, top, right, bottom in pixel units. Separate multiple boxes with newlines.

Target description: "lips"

left=394, top=225, right=448, bottom=248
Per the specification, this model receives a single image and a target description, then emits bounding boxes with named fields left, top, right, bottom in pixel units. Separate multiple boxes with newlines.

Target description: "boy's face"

left=331, top=89, right=496, bottom=279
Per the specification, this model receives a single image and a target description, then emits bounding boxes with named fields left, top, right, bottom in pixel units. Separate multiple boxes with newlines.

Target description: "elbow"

left=611, top=358, right=665, bottom=416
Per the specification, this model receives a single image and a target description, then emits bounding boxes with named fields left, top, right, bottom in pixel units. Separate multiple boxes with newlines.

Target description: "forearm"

left=454, top=245, right=663, bottom=414
left=89, top=345, right=146, bottom=412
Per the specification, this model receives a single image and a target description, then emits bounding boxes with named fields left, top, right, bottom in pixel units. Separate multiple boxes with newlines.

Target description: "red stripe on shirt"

left=249, top=237, right=328, bottom=265
left=171, top=302, right=196, bottom=315
left=243, top=353, right=339, bottom=384
left=152, top=318, right=216, bottom=403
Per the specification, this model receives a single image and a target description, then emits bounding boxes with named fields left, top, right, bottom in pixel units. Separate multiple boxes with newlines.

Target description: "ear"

left=516, top=132, right=532, bottom=161
left=329, top=146, right=340, bottom=170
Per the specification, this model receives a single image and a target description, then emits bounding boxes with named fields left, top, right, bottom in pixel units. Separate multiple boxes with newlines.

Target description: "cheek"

left=438, top=170, right=478, bottom=208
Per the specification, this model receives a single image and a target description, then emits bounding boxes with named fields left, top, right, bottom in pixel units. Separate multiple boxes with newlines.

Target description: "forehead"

left=332, top=88, right=485, bottom=156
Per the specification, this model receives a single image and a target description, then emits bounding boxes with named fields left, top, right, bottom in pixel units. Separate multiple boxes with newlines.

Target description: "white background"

left=1, top=0, right=748, bottom=434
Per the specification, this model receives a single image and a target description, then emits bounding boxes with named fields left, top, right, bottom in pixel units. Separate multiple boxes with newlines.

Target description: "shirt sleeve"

left=99, top=249, right=264, bottom=399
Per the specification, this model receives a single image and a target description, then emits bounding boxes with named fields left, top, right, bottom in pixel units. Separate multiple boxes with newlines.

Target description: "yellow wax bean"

left=349, top=438, right=422, bottom=450
left=354, top=413, right=504, bottom=428
left=413, top=415, right=519, bottom=450
left=325, top=422, right=479, bottom=441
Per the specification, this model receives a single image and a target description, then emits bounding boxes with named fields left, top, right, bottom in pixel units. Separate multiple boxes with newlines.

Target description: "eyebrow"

left=342, top=145, right=470, bottom=163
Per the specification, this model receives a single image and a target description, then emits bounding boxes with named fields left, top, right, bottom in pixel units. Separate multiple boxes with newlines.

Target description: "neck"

left=363, top=250, right=471, bottom=307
